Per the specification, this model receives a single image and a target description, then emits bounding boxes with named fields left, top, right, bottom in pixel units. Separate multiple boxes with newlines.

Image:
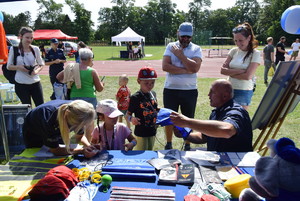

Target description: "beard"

left=179, top=38, right=191, bottom=48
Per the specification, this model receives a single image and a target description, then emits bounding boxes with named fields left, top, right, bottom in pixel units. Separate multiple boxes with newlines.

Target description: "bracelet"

left=131, top=140, right=137, bottom=146
left=127, top=115, right=132, bottom=122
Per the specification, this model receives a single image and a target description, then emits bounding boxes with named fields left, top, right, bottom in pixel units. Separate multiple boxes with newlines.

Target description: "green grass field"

left=1, top=45, right=299, bottom=154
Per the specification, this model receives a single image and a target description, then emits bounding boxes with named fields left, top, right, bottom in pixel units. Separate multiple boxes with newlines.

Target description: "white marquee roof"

left=111, top=27, right=145, bottom=42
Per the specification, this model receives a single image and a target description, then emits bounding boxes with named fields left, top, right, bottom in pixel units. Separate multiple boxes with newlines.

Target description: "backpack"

left=2, top=46, right=35, bottom=84
left=28, top=165, right=78, bottom=201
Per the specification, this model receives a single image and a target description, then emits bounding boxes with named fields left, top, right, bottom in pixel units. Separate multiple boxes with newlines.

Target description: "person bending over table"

left=22, top=99, right=98, bottom=158
left=170, top=79, right=253, bottom=152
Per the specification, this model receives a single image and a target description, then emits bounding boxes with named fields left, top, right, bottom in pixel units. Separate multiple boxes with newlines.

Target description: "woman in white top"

left=221, top=22, right=260, bottom=110
left=7, top=27, right=45, bottom=106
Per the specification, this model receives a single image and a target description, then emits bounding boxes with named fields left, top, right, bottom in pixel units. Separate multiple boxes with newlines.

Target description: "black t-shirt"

left=276, top=42, right=285, bottom=60
left=128, top=90, right=158, bottom=137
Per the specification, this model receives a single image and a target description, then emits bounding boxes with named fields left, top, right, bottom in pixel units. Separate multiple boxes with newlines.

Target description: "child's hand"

left=131, top=117, right=141, bottom=125
left=83, top=145, right=99, bottom=158
left=124, top=142, right=134, bottom=151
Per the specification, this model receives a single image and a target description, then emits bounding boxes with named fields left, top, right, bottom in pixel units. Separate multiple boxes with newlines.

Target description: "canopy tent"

left=111, top=27, right=145, bottom=43
left=33, top=29, right=78, bottom=40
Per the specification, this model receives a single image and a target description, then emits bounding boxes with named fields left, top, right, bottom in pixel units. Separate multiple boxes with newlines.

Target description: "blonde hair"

left=267, top=37, right=273, bottom=43
left=119, top=74, right=129, bottom=83
left=57, top=100, right=95, bottom=153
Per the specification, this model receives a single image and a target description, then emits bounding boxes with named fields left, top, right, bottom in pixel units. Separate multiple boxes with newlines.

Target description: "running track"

left=31, top=56, right=228, bottom=78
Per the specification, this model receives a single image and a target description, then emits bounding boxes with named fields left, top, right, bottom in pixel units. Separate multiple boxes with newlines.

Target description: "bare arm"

left=45, top=59, right=66, bottom=66
left=170, top=112, right=237, bottom=139
left=277, top=46, right=287, bottom=54
left=220, top=55, right=246, bottom=76
left=162, top=56, right=190, bottom=74
left=271, top=52, right=274, bottom=63
left=56, top=70, right=64, bottom=83
left=92, top=70, right=104, bottom=92
left=230, top=62, right=259, bottom=80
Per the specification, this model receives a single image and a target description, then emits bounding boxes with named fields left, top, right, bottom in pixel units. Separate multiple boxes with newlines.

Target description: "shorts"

left=163, top=88, right=198, bottom=118
left=233, top=89, right=253, bottom=106
left=292, top=51, right=299, bottom=57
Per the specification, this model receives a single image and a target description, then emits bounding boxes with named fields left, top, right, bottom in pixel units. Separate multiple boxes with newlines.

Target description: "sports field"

left=0, top=45, right=299, bottom=151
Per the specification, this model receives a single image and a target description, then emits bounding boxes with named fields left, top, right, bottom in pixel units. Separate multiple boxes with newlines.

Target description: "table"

left=120, top=50, right=129, bottom=58
left=68, top=150, right=190, bottom=201
left=67, top=150, right=257, bottom=201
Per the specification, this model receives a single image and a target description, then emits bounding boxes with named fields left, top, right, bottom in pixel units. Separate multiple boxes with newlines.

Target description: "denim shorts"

left=233, top=89, right=253, bottom=106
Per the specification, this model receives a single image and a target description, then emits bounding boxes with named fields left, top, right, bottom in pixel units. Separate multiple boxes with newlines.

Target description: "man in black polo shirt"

left=45, top=38, right=66, bottom=100
left=170, top=79, right=253, bottom=152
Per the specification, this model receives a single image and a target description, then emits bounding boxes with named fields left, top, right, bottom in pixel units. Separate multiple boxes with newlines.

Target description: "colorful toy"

left=101, top=174, right=112, bottom=193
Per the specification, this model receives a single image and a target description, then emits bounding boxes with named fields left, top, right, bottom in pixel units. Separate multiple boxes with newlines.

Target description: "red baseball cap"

left=138, top=66, right=157, bottom=80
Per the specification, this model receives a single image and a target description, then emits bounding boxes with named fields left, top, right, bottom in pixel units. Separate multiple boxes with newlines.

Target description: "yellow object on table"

left=224, top=174, right=251, bottom=198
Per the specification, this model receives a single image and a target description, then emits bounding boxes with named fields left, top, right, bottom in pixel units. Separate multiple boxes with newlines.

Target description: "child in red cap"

left=126, top=66, right=158, bottom=150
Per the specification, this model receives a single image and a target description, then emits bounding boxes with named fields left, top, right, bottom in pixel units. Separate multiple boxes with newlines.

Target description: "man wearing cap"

left=170, top=79, right=253, bottom=152
left=162, top=22, right=202, bottom=150
left=45, top=38, right=67, bottom=100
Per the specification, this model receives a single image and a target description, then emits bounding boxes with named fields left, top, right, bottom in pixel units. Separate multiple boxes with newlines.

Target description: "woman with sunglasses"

left=221, top=22, right=260, bottom=110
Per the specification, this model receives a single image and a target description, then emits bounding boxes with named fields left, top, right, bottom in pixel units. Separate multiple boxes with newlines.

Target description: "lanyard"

left=103, top=124, right=116, bottom=150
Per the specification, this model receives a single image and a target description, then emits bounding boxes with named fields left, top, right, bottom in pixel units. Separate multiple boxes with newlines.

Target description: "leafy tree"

left=257, top=0, right=300, bottom=44
left=36, top=0, right=64, bottom=24
left=3, top=12, right=31, bottom=35
left=187, top=0, right=211, bottom=32
left=65, top=0, right=94, bottom=43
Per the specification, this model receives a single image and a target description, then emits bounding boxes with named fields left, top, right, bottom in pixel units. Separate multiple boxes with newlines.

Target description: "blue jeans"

left=233, top=89, right=253, bottom=106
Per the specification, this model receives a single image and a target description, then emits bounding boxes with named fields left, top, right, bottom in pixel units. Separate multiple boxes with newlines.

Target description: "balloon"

left=281, top=5, right=300, bottom=35
left=0, top=11, right=3, bottom=23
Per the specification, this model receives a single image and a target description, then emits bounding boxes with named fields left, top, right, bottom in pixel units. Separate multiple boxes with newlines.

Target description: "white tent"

left=111, top=27, right=145, bottom=44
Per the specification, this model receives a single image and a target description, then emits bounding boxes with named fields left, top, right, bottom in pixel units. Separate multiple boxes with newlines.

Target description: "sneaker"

left=184, top=144, right=191, bottom=151
left=165, top=142, right=173, bottom=150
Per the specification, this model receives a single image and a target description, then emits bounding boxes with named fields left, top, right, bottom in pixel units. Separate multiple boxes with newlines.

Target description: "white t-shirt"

left=7, top=45, right=45, bottom=84
left=291, top=42, right=300, bottom=51
left=163, top=41, right=202, bottom=90
left=228, top=47, right=260, bottom=90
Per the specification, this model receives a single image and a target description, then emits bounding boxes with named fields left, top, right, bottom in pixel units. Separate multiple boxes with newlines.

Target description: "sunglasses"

left=180, top=35, right=191, bottom=39
left=142, top=70, right=155, bottom=76
left=232, top=26, right=247, bottom=33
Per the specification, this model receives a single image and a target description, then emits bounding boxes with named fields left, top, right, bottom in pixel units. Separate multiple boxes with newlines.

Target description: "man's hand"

left=170, top=112, right=190, bottom=128
left=171, top=44, right=184, bottom=58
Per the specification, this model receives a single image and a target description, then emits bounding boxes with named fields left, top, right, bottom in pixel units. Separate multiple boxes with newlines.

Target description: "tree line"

left=2, top=0, right=300, bottom=45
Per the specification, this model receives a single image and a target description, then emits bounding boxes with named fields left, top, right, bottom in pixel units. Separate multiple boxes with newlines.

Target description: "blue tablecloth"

left=67, top=150, right=190, bottom=201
